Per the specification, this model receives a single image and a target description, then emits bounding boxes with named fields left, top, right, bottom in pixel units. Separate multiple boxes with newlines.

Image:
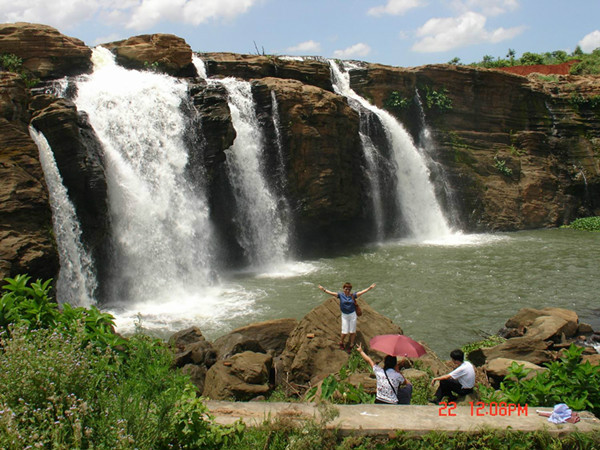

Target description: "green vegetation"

left=479, top=344, right=600, bottom=417
left=569, top=92, right=600, bottom=110
left=564, top=216, right=600, bottom=231
left=493, top=156, right=513, bottom=177
left=571, top=49, right=600, bottom=75
left=2, top=276, right=600, bottom=448
left=0, top=275, right=244, bottom=449
left=384, top=90, right=412, bottom=110
left=0, top=52, right=40, bottom=88
left=422, top=85, right=453, bottom=112
left=463, top=47, right=600, bottom=75
left=462, top=335, right=506, bottom=355
left=224, top=417, right=600, bottom=450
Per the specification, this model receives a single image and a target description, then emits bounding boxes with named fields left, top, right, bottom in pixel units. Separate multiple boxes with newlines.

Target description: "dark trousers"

left=433, top=378, right=473, bottom=403
left=374, top=384, right=413, bottom=405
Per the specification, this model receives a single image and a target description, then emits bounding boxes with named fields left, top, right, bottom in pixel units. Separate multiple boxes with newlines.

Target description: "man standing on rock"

left=318, top=282, right=376, bottom=353
left=429, top=349, right=475, bottom=404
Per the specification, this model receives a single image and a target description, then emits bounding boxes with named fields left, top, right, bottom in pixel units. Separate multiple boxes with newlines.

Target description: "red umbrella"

left=369, top=334, right=427, bottom=357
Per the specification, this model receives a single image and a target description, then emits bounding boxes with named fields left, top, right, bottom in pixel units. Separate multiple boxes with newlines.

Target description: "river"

left=109, top=228, right=599, bottom=358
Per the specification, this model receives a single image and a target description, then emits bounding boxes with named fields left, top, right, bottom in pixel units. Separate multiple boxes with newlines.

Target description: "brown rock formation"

left=349, top=63, right=600, bottom=230
left=203, top=351, right=273, bottom=400
left=278, top=297, right=404, bottom=386
left=0, top=22, right=91, bottom=79
left=212, top=318, right=298, bottom=359
left=0, top=73, right=58, bottom=281
left=102, top=34, right=195, bottom=77
left=201, top=53, right=333, bottom=92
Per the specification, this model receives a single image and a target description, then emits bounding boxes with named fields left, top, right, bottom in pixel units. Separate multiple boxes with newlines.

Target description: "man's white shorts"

left=341, top=312, right=357, bottom=334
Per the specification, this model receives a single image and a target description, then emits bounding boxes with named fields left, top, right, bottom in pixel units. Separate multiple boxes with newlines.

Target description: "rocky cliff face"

left=1, top=23, right=599, bottom=284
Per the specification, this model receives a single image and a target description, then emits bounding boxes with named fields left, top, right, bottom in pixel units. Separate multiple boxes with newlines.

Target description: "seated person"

left=429, top=349, right=475, bottom=404
left=357, top=344, right=412, bottom=404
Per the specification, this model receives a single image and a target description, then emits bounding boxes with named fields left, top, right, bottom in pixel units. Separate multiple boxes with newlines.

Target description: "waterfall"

left=219, top=78, right=290, bottom=267
left=74, top=47, right=216, bottom=306
left=359, top=131, right=386, bottom=240
left=329, top=60, right=452, bottom=240
left=414, top=90, right=460, bottom=228
left=193, top=55, right=290, bottom=269
left=30, top=126, right=97, bottom=307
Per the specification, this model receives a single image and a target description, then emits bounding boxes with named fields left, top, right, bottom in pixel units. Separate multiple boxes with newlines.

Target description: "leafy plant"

left=421, top=85, right=453, bottom=112
left=565, top=216, right=600, bottom=231
left=0, top=53, right=39, bottom=87
left=493, top=156, right=513, bottom=176
left=462, top=335, right=506, bottom=355
left=479, top=344, right=600, bottom=416
left=384, top=90, right=412, bottom=110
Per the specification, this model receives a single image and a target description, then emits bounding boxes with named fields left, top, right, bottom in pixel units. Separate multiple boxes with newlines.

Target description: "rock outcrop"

left=0, top=73, right=58, bottom=281
left=0, top=23, right=91, bottom=79
left=101, top=34, right=196, bottom=77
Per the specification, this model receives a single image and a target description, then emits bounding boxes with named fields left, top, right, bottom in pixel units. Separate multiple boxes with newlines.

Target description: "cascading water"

left=30, top=126, right=97, bottom=307
left=359, top=131, right=386, bottom=240
left=414, top=90, right=460, bottom=228
left=329, top=60, right=453, bottom=240
left=73, top=47, right=222, bottom=328
left=193, top=56, right=290, bottom=269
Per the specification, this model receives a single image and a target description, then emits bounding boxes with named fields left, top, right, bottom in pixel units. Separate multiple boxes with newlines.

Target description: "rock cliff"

left=1, top=23, right=599, bottom=282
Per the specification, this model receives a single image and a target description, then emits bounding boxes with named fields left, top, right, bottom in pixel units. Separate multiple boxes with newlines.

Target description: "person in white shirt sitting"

left=429, top=348, right=475, bottom=404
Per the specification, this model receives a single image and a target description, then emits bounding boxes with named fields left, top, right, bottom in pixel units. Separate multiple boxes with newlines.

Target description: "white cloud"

left=0, top=0, right=101, bottom=29
left=368, top=0, right=425, bottom=17
left=412, top=11, right=524, bottom=52
left=333, top=43, right=372, bottom=59
left=0, top=0, right=259, bottom=31
left=579, top=30, right=600, bottom=53
left=450, top=0, right=519, bottom=17
left=286, top=40, right=322, bottom=54
left=127, top=0, right=258, bottom=29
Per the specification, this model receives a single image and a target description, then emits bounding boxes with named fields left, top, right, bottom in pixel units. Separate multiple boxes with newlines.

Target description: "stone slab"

left=206, top=401, right=600, bottom=437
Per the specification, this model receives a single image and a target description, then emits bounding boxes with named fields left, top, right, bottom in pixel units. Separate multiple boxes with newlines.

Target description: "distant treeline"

left=449, top=47, right=600, bottom=75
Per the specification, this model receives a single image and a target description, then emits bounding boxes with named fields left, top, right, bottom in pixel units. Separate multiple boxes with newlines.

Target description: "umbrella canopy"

left=369, top=334, right=426, bottom=357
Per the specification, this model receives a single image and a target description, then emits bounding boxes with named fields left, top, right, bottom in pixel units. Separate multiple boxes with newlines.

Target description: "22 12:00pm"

left=439, top=402, right=529, bottom=416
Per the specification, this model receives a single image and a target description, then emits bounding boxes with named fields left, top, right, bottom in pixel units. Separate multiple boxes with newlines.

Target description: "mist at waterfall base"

left=41, top=51, right=600, bottom=357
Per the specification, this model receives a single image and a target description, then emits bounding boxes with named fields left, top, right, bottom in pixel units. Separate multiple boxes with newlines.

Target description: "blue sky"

left=3, top=0, right=600, bottom=67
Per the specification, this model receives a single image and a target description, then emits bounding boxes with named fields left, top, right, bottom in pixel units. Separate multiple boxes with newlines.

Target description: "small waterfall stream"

left=30, top=126, right=97, bottom=307
left=193, top=56, right=290, bottom=269
left=329, top=60, right=453, bottom=240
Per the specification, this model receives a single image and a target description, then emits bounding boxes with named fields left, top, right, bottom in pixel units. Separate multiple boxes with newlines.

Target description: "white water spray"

left=74, top=47, right=216, bottom=305
left=329, top=60, right=452, bottom=239
left=193, top=55, right=290, bottom=269
left=30, top=126, right=97, bottom=307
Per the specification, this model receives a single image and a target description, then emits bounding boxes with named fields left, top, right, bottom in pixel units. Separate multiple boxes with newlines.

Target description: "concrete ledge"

left=206, top=401, right=600, bottom=437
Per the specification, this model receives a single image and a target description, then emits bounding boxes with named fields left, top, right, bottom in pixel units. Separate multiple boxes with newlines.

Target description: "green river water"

left=215, top=228, right=599, bottom=358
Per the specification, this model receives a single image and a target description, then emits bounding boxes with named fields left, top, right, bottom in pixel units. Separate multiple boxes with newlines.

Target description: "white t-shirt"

left=373, top=365, right=405, bottom=404
left=449, top=361, right=476, bottom=389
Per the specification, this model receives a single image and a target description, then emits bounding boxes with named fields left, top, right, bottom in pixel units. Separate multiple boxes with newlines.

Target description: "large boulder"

left=102, top=34, right=195, bottom=77
left=0, top=23, right=91, bottom=79
left=278, top=297, right=404, bottom=386
left=170, top=327, right=217, bottom=370
left=203, top=351, right=273, bottom=400
left=212, top=318, right=298, bottom=359
left=0, top=73, right=58, bottom=281
left=503, top=307, right=579, bottom=339
left=483, top=357, right=546, bottom=386
left=469, top=336, right=553, bottom=367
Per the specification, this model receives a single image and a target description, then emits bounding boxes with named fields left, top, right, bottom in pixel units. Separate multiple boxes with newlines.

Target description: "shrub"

left=384, top=90, right=412, bottom=110
left=493, top=156, right=513, bottom=176
left=478, top=344, right=600, bottom=416
left=422, top=85, right=453, bottom=112
left=462, top=335, right=506, bottom=355
left=566, top=216, right=600, bottom=231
